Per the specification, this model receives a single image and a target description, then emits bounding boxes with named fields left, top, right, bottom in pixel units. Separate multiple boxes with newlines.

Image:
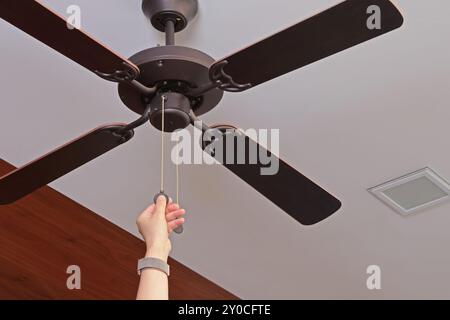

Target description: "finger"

left=144, top=204, right=155, bottom=215
left=167, top=203, right=180, bottom=212
left=168, top=218, right=185, bottom=233
left=166, top=209, right=185, bottom=222
left=154, top=195, right=167, bottom=216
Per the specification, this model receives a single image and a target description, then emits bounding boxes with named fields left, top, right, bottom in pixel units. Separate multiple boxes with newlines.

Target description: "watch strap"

left=137, top=257, right=170, bottom=276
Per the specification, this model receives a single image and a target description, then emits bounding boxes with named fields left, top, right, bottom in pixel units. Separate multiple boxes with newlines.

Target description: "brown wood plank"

left=0, top=159, right=238, bottom=300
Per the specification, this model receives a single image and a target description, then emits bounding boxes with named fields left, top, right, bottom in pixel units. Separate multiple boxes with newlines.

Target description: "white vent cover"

left=369, top=168, right=450, bottom=215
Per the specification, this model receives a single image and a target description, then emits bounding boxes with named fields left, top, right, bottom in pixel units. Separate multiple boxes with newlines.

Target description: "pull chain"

left=153, top=94, right=183, bottom=234
left=173, top=132, right=183, bottom=234
left=176, top=135, right=180, bottom=205
left=153, top=95, right=169, bottom=204
left=160, top=95, right=166, bottom=192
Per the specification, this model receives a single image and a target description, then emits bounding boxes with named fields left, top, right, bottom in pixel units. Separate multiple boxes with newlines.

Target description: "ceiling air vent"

left=369, top=168, right=450, bottom=215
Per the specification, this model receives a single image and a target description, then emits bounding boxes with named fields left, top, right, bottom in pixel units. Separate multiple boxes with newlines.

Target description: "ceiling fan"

left=0, top=0, right=403, bottom=225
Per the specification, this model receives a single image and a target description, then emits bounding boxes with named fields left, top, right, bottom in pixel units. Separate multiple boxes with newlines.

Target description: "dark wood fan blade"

left=212, top=0, right=403, bottom=91
left=0, top=124, right=133, bottom=205
left=0, top=0, right=139, bottom=77
left=202, top=129, right=341, bottom=225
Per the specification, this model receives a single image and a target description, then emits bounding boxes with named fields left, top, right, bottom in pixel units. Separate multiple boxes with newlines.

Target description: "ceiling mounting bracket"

left=209, top=61, right=252, bottom=92
left=142, top=0, right=199, bottom=33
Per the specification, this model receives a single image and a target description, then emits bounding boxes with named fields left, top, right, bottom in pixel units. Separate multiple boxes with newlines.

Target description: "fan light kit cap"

left=369, top=168, right=450, bottom=215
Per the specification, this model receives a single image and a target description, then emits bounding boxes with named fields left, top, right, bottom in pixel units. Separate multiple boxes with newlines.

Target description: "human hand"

left=136, top=196, right=186, bottom=262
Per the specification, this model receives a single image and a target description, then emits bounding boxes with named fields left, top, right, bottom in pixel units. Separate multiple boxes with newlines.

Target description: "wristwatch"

left=137, top=257, right=170, bottom=276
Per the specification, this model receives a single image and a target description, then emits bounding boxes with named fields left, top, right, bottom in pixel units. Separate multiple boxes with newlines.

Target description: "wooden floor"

left=0, top=159, right=238, bottom=300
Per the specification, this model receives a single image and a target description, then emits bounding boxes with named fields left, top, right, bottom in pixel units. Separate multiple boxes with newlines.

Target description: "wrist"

left=145, top=246, right=169, bottom=262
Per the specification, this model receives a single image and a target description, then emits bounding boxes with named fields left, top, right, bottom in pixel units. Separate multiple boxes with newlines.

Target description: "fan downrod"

left=142, top=0, right=199, bottom=33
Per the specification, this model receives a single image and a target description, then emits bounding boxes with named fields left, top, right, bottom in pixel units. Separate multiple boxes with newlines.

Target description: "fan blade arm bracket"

left=114, top=104, right=154, bottom=139
left=185, top=80, right=222, bottom=97
left=94, top=61, right=139, bottom=82
left=94, top=62, right=156, bottom=96
left=208, top=60, right=252, bottom=93
left=186, top=60, right=253, bottom=97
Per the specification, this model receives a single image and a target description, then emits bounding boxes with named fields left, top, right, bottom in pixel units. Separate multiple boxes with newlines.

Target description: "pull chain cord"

left=173, top=133, right=183, bottom=234
left=176, top=135, right=180, bottom=204
left=160, top=95, right=166, bottom=193
left=153, top=95, right=169, bottom=205
left=156, top=94, right=183, bottom=234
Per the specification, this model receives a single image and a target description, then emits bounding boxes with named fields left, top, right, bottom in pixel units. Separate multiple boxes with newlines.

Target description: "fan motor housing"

left=149, top=92, right=191, bottom=132
left=118, top=45, right=224, bottom=126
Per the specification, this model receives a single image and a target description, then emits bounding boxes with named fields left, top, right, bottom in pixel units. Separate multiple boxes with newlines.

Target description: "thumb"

left=154, top=195, right=167, bottom=217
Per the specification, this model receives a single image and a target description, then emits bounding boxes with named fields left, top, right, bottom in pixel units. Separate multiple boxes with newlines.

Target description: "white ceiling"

left=1, top=0, right=450, bottom=299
